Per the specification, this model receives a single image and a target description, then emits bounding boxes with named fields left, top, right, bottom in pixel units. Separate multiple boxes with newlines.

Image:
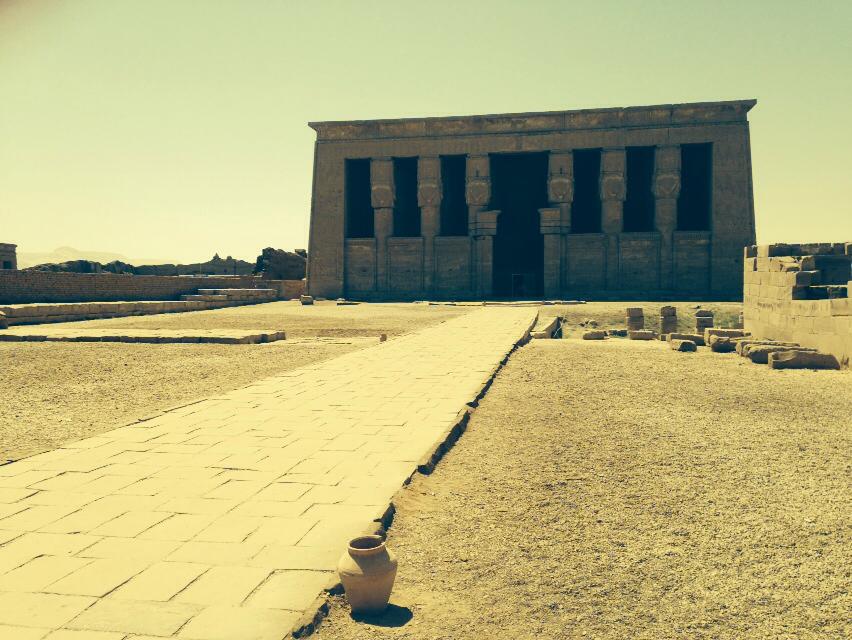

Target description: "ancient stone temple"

left=306, top=100, right=756, bottom=300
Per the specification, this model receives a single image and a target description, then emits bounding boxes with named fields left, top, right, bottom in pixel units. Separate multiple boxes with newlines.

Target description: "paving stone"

left=43, top=630, right=126, bottom=639
left=0, top=624, right=52, bottom=639
left=110, top=561, right=208, bottom=601
left=65, top=599, right=200, bottom=636
left=46, top=558, right=149, bottom=597
left=0, top=556, right=92, bottom=593
left=0, top=308, right=535, bottom=638
left=177, top=605, right=301, bottom=640
left=175, top=566, right=271, bottom=605
left=245, top=570, right=334, bottom=611
left=90, top=511, right=171, bottom=537
left=0, top=592, right=96, bottom=629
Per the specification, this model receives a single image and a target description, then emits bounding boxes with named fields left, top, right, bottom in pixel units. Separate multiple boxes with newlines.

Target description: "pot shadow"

left=350, top=604, right=413, bottom=627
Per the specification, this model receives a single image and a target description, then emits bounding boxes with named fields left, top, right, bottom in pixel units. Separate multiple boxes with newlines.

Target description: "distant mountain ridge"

left=17, top=246, right=180, bottom=269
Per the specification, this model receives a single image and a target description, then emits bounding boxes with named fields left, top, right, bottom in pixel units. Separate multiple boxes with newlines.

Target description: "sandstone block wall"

left=0, top=243, right=17, bottom=270
left=0, top=271, right=303, bottom=304
left=743, top=242, right=852, bottom=367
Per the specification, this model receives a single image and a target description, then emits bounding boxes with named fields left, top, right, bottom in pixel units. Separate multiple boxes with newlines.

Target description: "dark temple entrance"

left=491, top=152, right=548, bottom=297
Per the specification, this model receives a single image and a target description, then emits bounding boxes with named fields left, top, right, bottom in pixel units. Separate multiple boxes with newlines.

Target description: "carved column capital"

left=548, top=151, right=573, bottom=204
left=417, top=156, right=442, bottom=207
left=654, top=145, right=682, bottom=201
left=370, top=158, right=394, bottom=209
left=599, top=148, right=626, bottom=202
left=465, top=154, right=491, bottom=207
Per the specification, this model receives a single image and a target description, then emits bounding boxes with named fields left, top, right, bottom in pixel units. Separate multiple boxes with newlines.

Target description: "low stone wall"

left=0, top=271, right=272, bottom=304
left=743, top=242, right=852, bottom=367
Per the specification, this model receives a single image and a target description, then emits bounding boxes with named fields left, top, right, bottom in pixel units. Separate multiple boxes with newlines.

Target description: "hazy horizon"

left=2, top=1, right=850, bottom=264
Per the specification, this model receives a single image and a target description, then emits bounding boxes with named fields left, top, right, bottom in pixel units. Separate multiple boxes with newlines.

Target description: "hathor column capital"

left=370, top=157, right=395, bottom=209
left=548, top=151, right=574, bottom=204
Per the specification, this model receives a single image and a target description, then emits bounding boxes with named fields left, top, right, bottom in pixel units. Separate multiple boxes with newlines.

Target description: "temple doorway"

left=490, top=152, right=548, bottom=298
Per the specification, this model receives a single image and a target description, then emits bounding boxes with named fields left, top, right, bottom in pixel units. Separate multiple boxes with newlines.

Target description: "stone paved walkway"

left=0, top=308, right=535, bottom=640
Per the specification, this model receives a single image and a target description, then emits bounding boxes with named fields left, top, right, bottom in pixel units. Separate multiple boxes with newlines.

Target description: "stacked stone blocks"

left=743, top=242, right=852, bottom=367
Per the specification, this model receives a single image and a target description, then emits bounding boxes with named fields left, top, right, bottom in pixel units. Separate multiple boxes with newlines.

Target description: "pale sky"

left=1, top=0, right=850, bottom=264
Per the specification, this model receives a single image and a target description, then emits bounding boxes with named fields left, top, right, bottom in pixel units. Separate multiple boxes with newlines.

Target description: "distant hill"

left=17, top=246, right=177, bottom=269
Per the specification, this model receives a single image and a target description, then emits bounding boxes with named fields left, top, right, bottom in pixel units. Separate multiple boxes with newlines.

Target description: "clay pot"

left=337, top=535, right=398, bottom=614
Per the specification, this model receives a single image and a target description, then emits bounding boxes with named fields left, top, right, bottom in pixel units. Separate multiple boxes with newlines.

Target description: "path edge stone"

left=289, top=310, right=538, bottom=638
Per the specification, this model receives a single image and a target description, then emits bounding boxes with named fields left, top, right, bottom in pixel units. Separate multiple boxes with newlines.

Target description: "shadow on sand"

left=350, top=604, right=413, bottom=628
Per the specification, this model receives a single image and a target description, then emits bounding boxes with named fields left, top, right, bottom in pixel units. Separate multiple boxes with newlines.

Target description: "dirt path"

left=316, top=338, right=851, bottom=640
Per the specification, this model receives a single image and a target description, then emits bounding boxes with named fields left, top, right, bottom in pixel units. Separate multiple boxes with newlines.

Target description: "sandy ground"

left=0, top=302, right=469, bottom=461
left=317, top=338, right=851, bottom=640
left=50, top=300, right=471, bottom=338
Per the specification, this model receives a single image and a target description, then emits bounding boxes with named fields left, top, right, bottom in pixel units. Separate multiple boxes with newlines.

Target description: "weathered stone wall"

left=743, top=242, right=852, bottom=367
left=0, top=243, right=17, bottom=270
left=307, top=100, right=756, bottom=301
left=0, top=271, right=269, bottom=304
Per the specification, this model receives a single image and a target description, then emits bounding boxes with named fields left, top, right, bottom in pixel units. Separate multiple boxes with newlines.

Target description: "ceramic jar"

left=337, top=535, right=398, bottom=614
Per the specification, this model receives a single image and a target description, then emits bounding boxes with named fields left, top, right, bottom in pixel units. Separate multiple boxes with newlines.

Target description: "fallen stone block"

left=628, top=330, right=656, bottom=341
left=747, top=344, right=817, bottom=364
left=670, top=339, right=697, bottom=352
left=768, top=350, right=840, bottom=370
left=667, top=332, right=705, bottom=346
left=708, top=335, right=737, bottom=353
left=300, top=295, right=314, bottom=306
left=582, top=330, right=607, bottom=340
left=705, top=328, right=746, bottom=341
left=531, top=316, right=560, bottom=339
left=736, top=340, right=799, bottom=356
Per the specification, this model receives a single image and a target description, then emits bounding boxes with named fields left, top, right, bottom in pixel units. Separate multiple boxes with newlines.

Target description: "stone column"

left=654, top=145, right=681, bottom=291
left=600, top=149, right=626, bottom=291
left=370, top=158, right=394, bottom=297
left=466, top=154, right=491, bottom=295
left=547, top=151, right=573, bottom=297
left=417, top=156, right=442, bottom=297
left=472, top=210, right=499, bottom=299
left=539, top=208, right=562, bottom=299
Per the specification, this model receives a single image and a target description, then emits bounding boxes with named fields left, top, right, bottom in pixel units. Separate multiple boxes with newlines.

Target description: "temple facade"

left=306, top=100, right=756, bottom=300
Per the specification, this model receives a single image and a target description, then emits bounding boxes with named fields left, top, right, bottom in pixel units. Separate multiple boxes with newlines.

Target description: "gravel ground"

left=317, top=338, right=851, bottom=640
left=0, top=302, right=469, bottom=461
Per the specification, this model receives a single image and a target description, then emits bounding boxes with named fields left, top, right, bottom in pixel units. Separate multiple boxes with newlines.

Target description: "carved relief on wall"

left=547, top=151, right=573, bottom=204
left=370, top=158, right=394, bottom=209
left=600, top=174, right=626, bottom=201
left=465, top=178, right=490, bottom=207
left=653, top=172, right=681, bottom=200
left=371, top=185, right=394, bottom=209
left=417, top=156, right=442, bottom=207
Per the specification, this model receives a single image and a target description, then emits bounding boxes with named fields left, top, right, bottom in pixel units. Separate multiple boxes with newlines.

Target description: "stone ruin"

left=253, top=247, right=307, bottom=280
left=0, top=243, right=16, bottom=270
left=743, top=242, right=851, bottom=367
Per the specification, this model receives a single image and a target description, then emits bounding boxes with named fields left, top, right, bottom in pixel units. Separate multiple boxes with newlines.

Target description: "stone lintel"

left=309, top=100, right=757, bottom=141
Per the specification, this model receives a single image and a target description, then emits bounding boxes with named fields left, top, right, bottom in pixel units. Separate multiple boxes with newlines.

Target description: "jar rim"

left=348, top=535, right=385, bottom=556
